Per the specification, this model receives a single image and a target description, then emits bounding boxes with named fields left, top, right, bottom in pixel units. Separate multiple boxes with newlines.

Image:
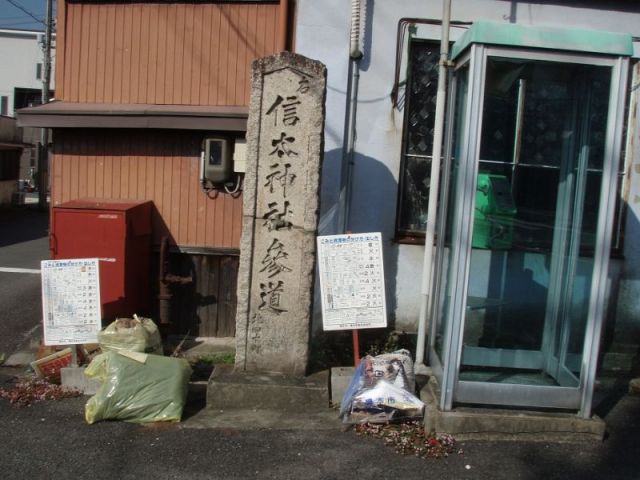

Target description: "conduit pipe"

left=414, top=0, right=452, bottom=370
left=339, top=0, right=365, bottom=233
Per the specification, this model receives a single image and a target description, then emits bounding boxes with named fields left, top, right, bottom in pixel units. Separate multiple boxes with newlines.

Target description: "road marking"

left=0, top=267, right=41, bottom=274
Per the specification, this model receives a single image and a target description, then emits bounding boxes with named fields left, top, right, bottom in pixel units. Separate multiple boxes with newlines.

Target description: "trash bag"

left=340, top=350, right=424, bottom=424
left=368, top=349, right=415, bottom=392
left=84, top=351, right=192, bottom=424
left=98, top=315, right=163, bottom=355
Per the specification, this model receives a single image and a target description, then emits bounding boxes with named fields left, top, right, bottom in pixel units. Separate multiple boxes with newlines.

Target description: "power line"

left=0, top=20, right=43, bottom=27
left=3, top=0, right=45, bottom=26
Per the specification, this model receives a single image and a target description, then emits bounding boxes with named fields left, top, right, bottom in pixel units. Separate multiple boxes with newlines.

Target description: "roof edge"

left=451, top=21, right=634, bottom=60
left=16, top=102, right=249, bottom=131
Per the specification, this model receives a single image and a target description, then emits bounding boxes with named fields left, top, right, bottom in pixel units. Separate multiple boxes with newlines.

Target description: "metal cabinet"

left=51, top=200, right=152, bottom=322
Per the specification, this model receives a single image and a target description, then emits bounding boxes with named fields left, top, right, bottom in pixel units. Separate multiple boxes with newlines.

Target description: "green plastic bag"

left=85, top=351, right=192, bottom=424
left=98, top=316, right=163, bottom=355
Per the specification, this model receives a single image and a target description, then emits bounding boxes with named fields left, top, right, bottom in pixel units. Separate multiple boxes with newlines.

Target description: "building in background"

left=18, top=0, right=290, bottom=336
left=0, top=28, right=55, bottom=195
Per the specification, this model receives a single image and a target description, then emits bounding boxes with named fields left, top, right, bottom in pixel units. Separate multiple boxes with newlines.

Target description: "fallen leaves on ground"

left=354, top=421, right=463, bottom=459
left=0, top=376, right=81, bottom=407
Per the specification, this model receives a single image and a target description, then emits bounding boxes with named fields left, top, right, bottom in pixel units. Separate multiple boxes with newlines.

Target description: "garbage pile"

left=0, top=316, right=192, bottom=425
left=85, top=349, right=192, bottom=424
left=97, top=315, right=163, bottom=355
left=340, top=349, right=425, bottom=424
left=354, top=421, right=460, bottom=459
left=85, top=316, right=191, bottom=424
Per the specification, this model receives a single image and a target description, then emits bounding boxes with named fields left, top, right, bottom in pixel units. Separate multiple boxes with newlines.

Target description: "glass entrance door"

left=430, top=45, right=629, bottom=415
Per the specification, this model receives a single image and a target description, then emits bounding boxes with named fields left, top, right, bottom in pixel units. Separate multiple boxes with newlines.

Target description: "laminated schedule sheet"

left=41, top=258, right=102, bottom=345
left=317, top=233, right=387, bottom=331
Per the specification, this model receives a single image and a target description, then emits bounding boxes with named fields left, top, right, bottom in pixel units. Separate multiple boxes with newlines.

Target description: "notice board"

left=41, top=258, right=102, bottom=345
left=317, top=232, right=387, bottom=331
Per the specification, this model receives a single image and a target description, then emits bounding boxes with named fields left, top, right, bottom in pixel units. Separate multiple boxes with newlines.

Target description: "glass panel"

left=459, top=57, right=611, bottom=387
left=434, top=64, right=469, bottom=359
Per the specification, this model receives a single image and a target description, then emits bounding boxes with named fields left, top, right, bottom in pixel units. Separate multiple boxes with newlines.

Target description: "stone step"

left=207, top=364, right=330, bottom=413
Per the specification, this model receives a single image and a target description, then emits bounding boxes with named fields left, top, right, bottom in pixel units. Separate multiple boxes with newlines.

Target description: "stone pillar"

left=235, top=52, right=326, bottom=377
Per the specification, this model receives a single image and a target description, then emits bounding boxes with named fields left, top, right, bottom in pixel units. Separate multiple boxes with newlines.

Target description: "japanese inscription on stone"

left=317, top=233, right=388, bottom=331
left=235, top=52, right=326, bottom=376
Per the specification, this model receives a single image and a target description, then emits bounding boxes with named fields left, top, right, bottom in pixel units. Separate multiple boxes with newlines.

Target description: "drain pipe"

left=338, top=0, right=364, bottom=233
left=414, top=0, right=452, bottom=371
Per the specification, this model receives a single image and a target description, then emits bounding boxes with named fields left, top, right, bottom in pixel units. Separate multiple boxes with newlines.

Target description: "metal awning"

left=16, top=102, right=249, bottom=131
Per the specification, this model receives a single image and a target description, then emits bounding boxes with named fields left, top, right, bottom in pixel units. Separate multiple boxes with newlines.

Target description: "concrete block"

left=61, top=366, right=100, bottom=395
left=330, top=366, right=355, bottom=406
left=421, top=376, right=605, bottom=442
left=207, top=364, right=330, bottom=413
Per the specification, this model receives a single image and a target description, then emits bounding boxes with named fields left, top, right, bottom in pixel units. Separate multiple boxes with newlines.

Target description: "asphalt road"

left=0, top=387, right=638, bottom=480
left=0, top=208, right=49, bottom=357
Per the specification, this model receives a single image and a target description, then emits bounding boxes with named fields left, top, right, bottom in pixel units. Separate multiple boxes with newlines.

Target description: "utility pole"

left=38, top=0, right=53, bottom=210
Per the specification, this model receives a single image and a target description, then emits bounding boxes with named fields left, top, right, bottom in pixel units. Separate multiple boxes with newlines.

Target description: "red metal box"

left=51, top=199, right=152, bottom=322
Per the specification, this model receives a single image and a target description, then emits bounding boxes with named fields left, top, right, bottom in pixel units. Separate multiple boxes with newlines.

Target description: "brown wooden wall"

left=55, top=0, right=283, bottom=105
left=155, top=253, right=238, bottom=337
left=51, top=129, right=243, bottom=249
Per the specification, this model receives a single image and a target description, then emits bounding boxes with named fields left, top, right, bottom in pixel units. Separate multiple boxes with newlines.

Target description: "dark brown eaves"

left=17, top=102, right=249, bottom=131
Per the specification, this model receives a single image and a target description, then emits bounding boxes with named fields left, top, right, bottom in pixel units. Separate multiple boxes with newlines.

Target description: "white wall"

left=297, top=0, right=640, bottom=332
left=0, top=29, right=56, bottom=117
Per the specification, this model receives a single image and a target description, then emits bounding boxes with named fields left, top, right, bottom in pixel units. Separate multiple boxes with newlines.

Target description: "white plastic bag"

left=340, top=350, right=424, bottom=424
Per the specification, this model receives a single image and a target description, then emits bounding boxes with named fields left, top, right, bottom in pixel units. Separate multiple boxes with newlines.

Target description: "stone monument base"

left=206, top=364, right=330, bottom=413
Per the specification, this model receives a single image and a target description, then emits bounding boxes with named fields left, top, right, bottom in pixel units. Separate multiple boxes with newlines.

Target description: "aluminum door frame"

left=430, top=44, right=629, bottom=416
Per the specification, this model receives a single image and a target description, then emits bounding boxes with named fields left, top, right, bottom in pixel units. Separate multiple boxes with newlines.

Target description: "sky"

left=0, top=0, right=55, bottom=32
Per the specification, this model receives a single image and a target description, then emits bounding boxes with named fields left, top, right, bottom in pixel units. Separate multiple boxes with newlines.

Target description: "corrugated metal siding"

left=55, top=1, right=281, bottom=105
left=51, top=129, right=243, bottom=249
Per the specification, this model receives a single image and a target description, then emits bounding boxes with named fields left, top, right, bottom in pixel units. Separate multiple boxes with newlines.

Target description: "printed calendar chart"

left=317, top=232, right=387, bottom=331
left=41, top=258, right=102, bottom=345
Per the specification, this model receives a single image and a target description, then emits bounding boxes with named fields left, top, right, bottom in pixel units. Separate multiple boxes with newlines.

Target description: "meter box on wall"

left=472, top=174, right=517, bottom=250
left=51, top=199, right=152, bottom=322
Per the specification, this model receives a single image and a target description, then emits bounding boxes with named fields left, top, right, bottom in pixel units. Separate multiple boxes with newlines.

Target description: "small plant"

left=192, top=352, right=235, bottom=365
left=188, top=352, right=235, bottom=381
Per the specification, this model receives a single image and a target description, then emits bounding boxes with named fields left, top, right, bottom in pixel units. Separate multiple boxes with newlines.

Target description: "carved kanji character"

left=260, top=238, right=292, bottom=278
left=259, top=281, right=287, bottom=314
left=263, top=201, right=293, bottom=231
left=270, top=132, right=298, bottom=158
left=266, top=95, right=301, bottom=126
left=264, top=162, right=296, bottom=197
